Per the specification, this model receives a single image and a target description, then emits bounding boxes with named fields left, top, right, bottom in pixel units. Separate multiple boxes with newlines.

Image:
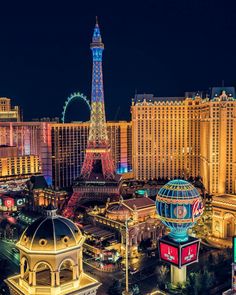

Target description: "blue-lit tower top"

left=90, top=17, right=104, bottom=53
left=88, top=17, right=108, bottom=147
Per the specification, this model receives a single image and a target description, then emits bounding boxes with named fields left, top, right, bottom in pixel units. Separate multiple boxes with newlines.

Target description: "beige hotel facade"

left=0, top=88, right=235, bottom=195
left=131, top=87, right=236, bottom=195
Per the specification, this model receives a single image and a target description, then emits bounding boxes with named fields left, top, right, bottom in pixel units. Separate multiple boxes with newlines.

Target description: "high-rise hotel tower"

left=132, top=87, right=236, bottom=194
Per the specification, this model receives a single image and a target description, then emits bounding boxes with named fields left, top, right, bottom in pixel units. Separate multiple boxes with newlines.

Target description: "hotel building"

left=0, top=122, right=52, bottom=184
left=1, top=87, right=235, bottom=195
left=51, top=121, right=132, bottom=189
left=0, top=97, right=21, bottom=122
left=0, top=144, right=40, bottom=181
left=5, top=206, right=101, bottom=295
left=132, top=87, right=236, bottom=194
left=0, top=154, right=40, bottom=180
left=200, top=87, right=236, bottom=194
left=0, top=121, right=132, bottom=189
left=87, top=195, right=162, bottom=258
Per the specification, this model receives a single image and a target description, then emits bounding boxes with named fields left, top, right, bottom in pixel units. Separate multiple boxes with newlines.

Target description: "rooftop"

left=133, top=87, right=236, bottom=104
left=18, top=209, right=83, bottom=252
left=212, top=194, right=236, bottom=209
left=122, top=197, right=155, bottom=210
left=133, top=94, right=185, bottom=104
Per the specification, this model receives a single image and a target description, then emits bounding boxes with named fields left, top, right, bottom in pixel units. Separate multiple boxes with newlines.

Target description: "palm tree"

left=156, top=265, right=169, bottom=289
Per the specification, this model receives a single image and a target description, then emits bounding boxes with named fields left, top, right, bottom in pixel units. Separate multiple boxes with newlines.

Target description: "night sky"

left=0, top=0, right=235, bottom=121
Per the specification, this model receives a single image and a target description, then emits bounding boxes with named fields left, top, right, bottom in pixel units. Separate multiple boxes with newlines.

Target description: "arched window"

left=21, top=257, right=29, bottom=281
left=59, top=259, right=74, bottom=284
left=34, top=262, right=52, bottom=286
left=224, top=213, right=235, bottom=238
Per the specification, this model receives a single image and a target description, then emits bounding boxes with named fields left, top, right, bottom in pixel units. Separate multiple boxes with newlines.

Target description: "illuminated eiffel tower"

left=63, top=19, right=121, bottom=219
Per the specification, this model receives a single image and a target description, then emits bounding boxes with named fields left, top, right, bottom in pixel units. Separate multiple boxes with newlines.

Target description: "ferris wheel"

left=61, top=92, right=91, bottom=123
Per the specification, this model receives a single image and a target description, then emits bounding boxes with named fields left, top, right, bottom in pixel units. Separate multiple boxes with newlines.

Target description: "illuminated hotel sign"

left=159, top=236, right=200, bottom=268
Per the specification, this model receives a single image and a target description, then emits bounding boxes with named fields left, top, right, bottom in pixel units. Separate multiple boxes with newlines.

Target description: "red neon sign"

left=4, top=197, right=14, bottom=208
left=192, top=199, right=204, bottom=221
left=160, top=241, right=179, bottom=266
left=181, top=242, right=199, bottom=266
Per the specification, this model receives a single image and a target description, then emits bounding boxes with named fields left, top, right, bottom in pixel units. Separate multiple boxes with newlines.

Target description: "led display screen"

left=181, top=241, right=199, bottom=266
left=159, top=241, right=179, bottom=266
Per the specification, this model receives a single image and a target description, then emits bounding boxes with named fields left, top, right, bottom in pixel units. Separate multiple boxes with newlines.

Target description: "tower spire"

left=92, top=17, right=103, bottom=45
left=80, top=19, right=115, bottom=179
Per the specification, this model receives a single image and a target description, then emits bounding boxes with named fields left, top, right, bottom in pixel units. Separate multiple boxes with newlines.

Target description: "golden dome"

left=18, top=206, right=83, bottom=252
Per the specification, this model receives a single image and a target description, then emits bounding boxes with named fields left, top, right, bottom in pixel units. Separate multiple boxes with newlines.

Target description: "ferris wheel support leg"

left=171, top=265, right=187, bottom=286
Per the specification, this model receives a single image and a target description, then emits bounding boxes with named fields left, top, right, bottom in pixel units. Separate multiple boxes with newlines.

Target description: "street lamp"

left=122, top=215, right=133, bottom=295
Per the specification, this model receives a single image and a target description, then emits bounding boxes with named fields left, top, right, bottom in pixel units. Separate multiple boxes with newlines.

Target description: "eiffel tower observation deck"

left=63, top=19, right=121, bottom=218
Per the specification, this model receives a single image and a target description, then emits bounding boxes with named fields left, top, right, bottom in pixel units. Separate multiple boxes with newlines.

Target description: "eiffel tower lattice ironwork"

left=63, top=19, right=120, bottom=219
left=80, top=18, right=115, bottom=180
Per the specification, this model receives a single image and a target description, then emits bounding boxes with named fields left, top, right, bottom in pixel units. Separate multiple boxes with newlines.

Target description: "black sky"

left=0, top=0, right=235, bottom=121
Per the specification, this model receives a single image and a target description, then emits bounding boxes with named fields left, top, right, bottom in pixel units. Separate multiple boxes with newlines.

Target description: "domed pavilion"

left=6, top=205, right=101, bottom=295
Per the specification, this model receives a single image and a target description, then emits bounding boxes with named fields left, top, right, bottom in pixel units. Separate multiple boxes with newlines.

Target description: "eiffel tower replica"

left=63, top=19, right=121, bottom=218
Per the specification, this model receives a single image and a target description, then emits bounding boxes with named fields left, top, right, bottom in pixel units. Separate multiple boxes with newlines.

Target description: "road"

left=83, top=253, right=162, bottom=294
left=0, top=239, right=20, bottom=279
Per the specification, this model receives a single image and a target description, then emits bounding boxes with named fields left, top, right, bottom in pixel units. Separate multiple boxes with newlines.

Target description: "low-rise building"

left=5, top=205, right=101, bottom=295
left=0, top=154, right=40, bottom=180
left=87, top=195, right=162, bottom=258
left=211, top=194, right=236, bottom=246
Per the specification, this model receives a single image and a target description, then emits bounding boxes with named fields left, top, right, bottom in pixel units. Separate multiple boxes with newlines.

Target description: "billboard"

left=160, top=241, right=179, bottom=266
left=181, top=241, right=199, bottom=266
left=159, top=236, right=200, bottom=268
left=0, top=195, right=27, bottom=211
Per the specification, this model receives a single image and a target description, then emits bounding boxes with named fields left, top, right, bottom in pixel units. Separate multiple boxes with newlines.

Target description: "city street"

left=84, top=252, right=163, bottom=294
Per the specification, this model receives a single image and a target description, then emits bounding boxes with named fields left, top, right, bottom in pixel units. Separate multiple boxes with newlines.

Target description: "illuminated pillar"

left=28, top=271, right=33, bottom=285
left=20, top=262, right=24, bottom=279
left=171, top=265, right=187, bottom=285
left=79, top=250, right=83, bottom=273
left=55, top=271, right=60, bottom=286
left=122, top=217, right=133, bottom=295
left=32, top=271, right=36, bottom=286
left=73, top=265, right=78, bottom=280
left=51, top=271, right=55, bottom=287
